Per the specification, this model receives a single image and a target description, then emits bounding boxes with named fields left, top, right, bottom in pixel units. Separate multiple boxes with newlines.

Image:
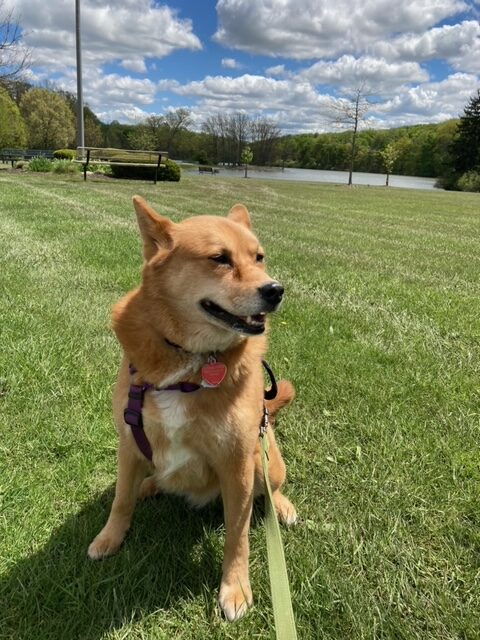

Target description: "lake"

left=198, top=166, right=439, bottom=191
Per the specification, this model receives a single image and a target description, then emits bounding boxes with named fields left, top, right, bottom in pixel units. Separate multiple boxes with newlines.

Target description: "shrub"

left=457, top=170, right=480, bottom=192
left=53, top=149, right=76, bottom=160
left=158, top=159, right=181, bottom=182
left=51, top=159, right=80, bottom=174
left=435, top=171, right=458, bottom=190
left=28, top=156, right=52, bottom=172
left=110, top=158, right=181, bottom=182
left=89, top=163, right=113, bottom=176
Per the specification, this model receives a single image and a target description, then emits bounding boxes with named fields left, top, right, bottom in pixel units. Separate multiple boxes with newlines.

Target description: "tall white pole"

left=75, top=0, right=85, bottom=150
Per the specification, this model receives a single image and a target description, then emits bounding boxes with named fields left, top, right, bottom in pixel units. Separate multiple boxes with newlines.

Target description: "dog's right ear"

left=132, top=196, right=174, bottom=261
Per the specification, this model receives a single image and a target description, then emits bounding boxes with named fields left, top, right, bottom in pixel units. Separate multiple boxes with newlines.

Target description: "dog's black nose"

left=258, top=282, right=284, bottom=307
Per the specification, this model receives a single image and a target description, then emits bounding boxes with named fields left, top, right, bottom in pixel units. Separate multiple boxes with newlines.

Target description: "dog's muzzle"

left=258, top=282, right=284, bottom=311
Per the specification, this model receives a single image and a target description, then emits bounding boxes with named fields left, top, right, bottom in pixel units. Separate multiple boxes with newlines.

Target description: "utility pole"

left=75, top=0, right=85, bottom=150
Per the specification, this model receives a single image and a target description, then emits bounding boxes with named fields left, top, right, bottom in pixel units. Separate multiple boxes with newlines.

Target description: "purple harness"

left=124, top=360, right=277, bottom=461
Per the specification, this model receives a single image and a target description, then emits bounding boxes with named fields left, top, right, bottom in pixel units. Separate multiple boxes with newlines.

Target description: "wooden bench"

left=0, top=149, right=54, bottom=166
left=76, top=147, right=168, bottom=183
left=198, top=165, right=219, bottom=174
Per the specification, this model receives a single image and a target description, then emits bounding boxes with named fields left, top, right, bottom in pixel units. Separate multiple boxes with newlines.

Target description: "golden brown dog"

left=88, top=196, right=296, bottom=621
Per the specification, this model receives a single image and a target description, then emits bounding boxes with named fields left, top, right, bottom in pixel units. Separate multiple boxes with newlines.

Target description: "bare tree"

left=202, top=113, right=250, bottom=166
left=228, top=113, right=250, bottom=165
left=162, top=108, right=192, bottom=154
left=330, top=84, right=370, bottom=185
left=202, top=113, right=228, bottom=164
left=0, top=1, right=30, bottom=83
left=250, top=117, right=280, bottom=165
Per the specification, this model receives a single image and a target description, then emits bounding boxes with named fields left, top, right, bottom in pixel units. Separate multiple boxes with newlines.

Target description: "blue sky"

left=9, top=0, right=480, bottom=132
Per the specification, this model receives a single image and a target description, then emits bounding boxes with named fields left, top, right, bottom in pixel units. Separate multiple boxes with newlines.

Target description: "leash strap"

left=262, top=359, right=278, bottom=399
left=261, top=426, right=298, bottom=640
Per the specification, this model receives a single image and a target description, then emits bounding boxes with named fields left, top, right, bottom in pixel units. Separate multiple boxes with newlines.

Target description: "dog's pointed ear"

left=132, top=195, right=174, bottom=261
left=227, top=203, right=251, bottom=229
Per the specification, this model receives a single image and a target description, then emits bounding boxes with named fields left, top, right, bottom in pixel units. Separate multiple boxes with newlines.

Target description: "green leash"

left=261, top=416, right=298, bottom=640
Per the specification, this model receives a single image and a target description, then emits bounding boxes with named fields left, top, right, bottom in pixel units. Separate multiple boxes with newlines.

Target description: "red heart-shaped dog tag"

left=201, top=361, right=227, bottom=387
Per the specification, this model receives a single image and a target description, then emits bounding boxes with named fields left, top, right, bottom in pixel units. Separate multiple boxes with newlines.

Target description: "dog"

left=88, top=196, right=296, bottom=621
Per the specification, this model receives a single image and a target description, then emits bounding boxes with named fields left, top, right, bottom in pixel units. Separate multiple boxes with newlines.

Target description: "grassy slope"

left=0, top=171, right=479, bottom=639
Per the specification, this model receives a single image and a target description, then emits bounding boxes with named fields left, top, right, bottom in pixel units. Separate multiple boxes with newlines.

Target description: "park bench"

left=76, top=147, right=168, bottom=183
left=198, top=165, right=219, bottom=174
left=0, top=149, right=54, bottom=166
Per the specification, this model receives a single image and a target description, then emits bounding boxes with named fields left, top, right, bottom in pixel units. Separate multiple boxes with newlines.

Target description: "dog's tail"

left=265, top=379, right=295, bottom=419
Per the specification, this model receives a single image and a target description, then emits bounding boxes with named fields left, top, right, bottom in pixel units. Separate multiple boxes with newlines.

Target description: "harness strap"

left=124, top=383, right=153, bottom=461
left=124, top=360, right=277, bottom=462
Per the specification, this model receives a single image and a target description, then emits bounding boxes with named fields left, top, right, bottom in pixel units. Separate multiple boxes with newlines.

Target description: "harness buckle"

left=124, top=407, right=143, bottom=429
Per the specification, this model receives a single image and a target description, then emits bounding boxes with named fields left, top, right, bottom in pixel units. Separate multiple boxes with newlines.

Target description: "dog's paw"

left=218, top=580, right=253, bottom=622
left=87, top=530, right=124, bottom=560
left=274, top=493, right=298, bottom=526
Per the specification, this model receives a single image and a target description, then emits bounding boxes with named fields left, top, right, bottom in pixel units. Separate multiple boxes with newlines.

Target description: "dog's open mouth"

left=200, top=299, right=266, bottom=335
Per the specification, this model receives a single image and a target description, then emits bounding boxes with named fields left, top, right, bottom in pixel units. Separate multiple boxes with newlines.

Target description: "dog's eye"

left=210, top=253, right=231, bottom=266
left=256, top=253, right=265, bottom=263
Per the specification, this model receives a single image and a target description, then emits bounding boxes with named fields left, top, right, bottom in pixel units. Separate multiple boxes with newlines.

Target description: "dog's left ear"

left=227, top=203, right=251, bottom=229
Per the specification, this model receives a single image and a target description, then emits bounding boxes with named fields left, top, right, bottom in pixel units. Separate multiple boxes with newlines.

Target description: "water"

left=197, top=166, right=438, bottom=191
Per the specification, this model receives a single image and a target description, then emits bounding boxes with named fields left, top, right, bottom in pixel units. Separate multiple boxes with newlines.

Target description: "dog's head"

left=132, top=196, right=283, bottom=350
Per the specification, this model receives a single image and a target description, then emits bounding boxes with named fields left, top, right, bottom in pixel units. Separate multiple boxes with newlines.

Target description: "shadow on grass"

left=1, top=485, right=238, bottom=639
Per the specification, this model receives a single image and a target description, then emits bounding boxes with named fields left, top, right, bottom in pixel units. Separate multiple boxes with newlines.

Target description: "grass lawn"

left=0, top=170, right=479, bottom=640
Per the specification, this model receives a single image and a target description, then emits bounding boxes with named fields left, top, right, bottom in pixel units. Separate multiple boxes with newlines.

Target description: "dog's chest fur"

left=152, top=389, right=193, bottom=478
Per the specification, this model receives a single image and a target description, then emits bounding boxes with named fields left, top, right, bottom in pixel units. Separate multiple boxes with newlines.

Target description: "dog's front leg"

left=218, top=458, right=255, bottom=621
left=88, top=437, right=148, bottom=559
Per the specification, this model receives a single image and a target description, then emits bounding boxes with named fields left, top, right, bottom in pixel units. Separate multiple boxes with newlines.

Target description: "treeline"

left=279, top=122, right=458, bottom=178
left=1, top=80, right=479, bottom=190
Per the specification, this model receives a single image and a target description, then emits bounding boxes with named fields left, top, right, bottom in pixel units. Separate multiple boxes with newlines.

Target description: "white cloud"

left=120, top=58, right=147, bottom=74
left=300, top=55, right=429, bottom=94
left=373, top=72, right=477, bottom=125
left=221, top=57, right=242, bottom=69
left=370, top=20, right=480, bottom=72
left=214, top=0, right=467, bottom=59
left=96, top=106, right=151, bottom=124
left=8, top=0, right=202, bottom=71
left=156, top=68, right=478, bottom=133
left=265, top=64, right=286, bottom=77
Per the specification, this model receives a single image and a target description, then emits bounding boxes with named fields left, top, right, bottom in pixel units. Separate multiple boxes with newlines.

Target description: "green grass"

left=0, top=170, right=479, bottom=639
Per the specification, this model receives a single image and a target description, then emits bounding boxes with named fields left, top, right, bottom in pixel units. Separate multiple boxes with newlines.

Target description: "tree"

left=452, top=89, right=480, bottom=174
left=330, top=85, right=370, bottom=185
left=0, top=1, right=30, bottom=83
left=250, top=117, right=280, bottom=165
left=20, top=88, right=75, bottom=149
left=380, top=142, right=400, bottom=186
left=241, top=145, right=253, bottom=178
left=162, top=108, right=192, bottom=154
left=0, top=85, right=27, bottom=147
left=201, top=113, right=251, bottom=166
left=59, top=90, right=104, bottom=147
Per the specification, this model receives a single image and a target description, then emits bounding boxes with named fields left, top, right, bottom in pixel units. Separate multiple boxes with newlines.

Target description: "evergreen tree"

left=452, top=89, right=480, bottom=173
